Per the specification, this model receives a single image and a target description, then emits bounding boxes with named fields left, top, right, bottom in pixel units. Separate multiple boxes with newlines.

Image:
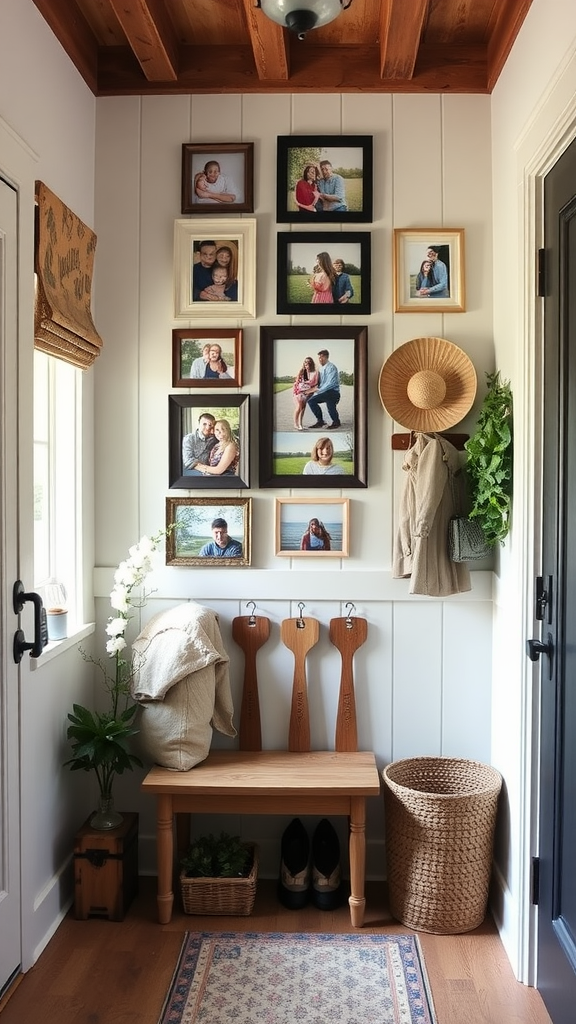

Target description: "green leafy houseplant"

left=464, top=371, right=513, bottom=547
left=64, top=529, right=170, bottom=828
left=180, top=832, right=252, bottom=878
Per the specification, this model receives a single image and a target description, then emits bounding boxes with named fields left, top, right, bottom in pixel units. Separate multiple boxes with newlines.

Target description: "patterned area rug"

left=159, top=931, right=438, bottom=1024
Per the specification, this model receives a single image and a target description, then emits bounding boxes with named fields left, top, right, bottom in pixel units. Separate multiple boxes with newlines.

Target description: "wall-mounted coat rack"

left=391, top=431, right=469, bottom=451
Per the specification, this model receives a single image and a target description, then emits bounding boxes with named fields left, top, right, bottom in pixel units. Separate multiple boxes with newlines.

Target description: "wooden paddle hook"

left=329, top=603, right=368, bottom=752
left=232, top=601, right=271, bottom=751
left=281, top=602, right=319, bottom=753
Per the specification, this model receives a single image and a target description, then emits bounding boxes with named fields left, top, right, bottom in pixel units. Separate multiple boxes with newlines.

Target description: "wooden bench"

left=141, top=609, right=381, bottom=927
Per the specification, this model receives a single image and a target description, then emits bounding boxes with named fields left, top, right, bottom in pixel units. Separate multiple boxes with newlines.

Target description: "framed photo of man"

left=181, top=143, right=254, bottom=215
left=275, top=498, right=350, bottom=558
left=393, top=228, right=466, bottom=312
left=172, top=328, right=243, bottom=388
left=276, top=135, right=373, bottom=223
left=259, top=326, right=368, bottom=489
left=174, top=218, right=256, bottom=320
left=276, top=232, right=371, bottom=315
left=166, top=496, right=251, bottom=567
left=168, top=394, right=250, bottom=489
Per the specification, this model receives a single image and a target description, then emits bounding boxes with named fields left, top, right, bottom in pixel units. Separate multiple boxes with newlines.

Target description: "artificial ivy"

left=464, top=371, right=513, bottom=547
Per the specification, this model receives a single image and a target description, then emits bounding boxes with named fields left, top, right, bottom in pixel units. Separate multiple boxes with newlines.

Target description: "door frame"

left=517, top=96, right=576, bottom=985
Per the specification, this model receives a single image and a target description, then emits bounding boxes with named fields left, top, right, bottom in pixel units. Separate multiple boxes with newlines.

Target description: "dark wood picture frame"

left=172, top=328, right=243, bottom=388
left=259, top=325, right=368, bottom=489
left=169, top=394, right=250, bottom=490
left=276, top=232, right=371, bottom=315
left=276, top=135, right=373, bottom=223
left=165, top=496, right=251, bottom=566
left=181, top=142, right=254, bottom=214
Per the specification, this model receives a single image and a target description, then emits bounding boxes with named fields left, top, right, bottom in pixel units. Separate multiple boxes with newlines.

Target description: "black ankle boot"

left=277, top=818, right=311, bottom=909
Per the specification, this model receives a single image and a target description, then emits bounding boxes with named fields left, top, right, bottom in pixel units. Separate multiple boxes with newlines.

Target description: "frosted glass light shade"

left=258, top=0, right=350, bottom=38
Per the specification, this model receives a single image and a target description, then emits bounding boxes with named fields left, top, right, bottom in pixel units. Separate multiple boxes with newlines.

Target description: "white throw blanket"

left=131, top=601, right=236, bottom=770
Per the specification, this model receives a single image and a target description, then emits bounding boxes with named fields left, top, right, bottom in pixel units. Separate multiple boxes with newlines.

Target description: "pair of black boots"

left=277, top=817, right=344, bottom=911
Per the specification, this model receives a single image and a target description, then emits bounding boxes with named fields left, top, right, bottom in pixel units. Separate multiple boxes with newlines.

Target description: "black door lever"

left=526, top=633, right=554, bottom=678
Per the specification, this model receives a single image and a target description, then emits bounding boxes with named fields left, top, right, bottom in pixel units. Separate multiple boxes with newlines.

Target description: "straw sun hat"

left=378, top=337, right=477, bottom=432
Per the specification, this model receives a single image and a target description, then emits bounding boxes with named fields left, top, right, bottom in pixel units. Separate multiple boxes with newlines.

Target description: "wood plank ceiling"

left=31, top=0, right=533, bottom=96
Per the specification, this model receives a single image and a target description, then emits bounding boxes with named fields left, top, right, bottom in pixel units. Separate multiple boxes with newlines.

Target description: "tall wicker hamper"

left=382, top=757, right=502, bottom=934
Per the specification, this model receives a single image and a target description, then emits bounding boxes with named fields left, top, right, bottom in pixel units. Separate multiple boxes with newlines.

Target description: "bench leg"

left=156, top=794, right=174, bottom=924
left=348, top=797, right=366, bottom=927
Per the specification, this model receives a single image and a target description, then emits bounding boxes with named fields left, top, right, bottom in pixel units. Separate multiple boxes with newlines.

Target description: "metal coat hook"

left=297, top=602, right=306, bottom=628
left=246, top=600, right=257, bottom=626
left=345, top=602, right=356, bottom=628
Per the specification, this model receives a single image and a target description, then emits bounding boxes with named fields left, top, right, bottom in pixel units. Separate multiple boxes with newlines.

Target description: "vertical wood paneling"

left=442, top=600, right=493, bottom=762
left=392, top=600, right=443, bottom=759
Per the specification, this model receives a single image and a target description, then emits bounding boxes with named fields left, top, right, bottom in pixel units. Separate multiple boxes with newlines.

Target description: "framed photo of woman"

left=259, top=325, right=368, bottom=489
left=181, top=143, right=254, bottom=215
left=276, top=232, right=371, bottom=315
left=393, top=228, right=466, bottom=312
left=168, top=394, right=250, bottom=489
left=276, top=135, right=373, bottom=223
left=172, top=328, right=243, bottom=388
left=174, top=218, right=256, bottom=320
left=275, top=498, right=350, bottom=557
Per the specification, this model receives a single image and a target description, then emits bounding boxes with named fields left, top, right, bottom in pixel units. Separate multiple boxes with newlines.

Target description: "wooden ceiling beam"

left=95, top=43, right=489, bottom=95
left=31, top=0, right=99, bottom=94
left=379, top=0, right=429, bottom=80
left=486, top=0, right=533, bottom=91
left=107, top=0, right=179, bottom=82
left=241, top=0, right=289, bottom=80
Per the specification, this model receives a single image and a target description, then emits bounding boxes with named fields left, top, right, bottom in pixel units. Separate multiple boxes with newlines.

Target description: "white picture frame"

left=174, top=218, right=256, bottom=320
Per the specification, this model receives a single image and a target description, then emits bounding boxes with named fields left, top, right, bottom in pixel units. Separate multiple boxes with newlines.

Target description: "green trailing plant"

left=180, top=832, right=252, bottom=878
left=464, top=371, right=513, bottom=547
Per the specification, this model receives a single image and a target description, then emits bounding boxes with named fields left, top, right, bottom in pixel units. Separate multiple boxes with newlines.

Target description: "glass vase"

left=90, top=794, right=123, bottom=830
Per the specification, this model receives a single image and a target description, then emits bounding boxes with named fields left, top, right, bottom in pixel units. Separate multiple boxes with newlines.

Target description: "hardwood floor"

left=0, top=878, right=552, bottom=1024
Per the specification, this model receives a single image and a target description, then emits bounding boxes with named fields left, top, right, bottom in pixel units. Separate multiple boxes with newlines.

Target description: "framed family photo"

left=181, top=143, right=254, bottom=214
left=276, top=135, right=373, bottom=223
left=172, top=328, right=243, bottom=388
left=275, top=498, right=350, bottom=558
left=393, top=228, right=466, bottom=312
left=174, top=218, right=256, bottom=319
left=259, top=326, right=368, bottom=489
left=276, top=232, right=371, bottom=315
left=166, top=496, right=251, bottom=567
left=168, top=394, right=250, bottom=490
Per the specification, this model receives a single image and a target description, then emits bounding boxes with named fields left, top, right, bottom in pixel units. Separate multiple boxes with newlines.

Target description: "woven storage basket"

left=179, top=844, right=258, bottom=916
left=382, top=757, right=502, bottom=934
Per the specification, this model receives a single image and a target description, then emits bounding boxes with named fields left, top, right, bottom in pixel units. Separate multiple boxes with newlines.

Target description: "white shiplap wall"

left=94, top=91, right=495, bottom=877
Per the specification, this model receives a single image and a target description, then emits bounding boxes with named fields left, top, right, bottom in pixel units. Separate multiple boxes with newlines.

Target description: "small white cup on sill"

left=47, top=607, right=68, bottom=641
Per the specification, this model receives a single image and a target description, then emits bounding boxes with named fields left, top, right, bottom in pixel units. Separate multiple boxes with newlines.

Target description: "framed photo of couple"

left=172, top=328, right=243, bottom=388
left=165, top=496, right=251, bottom=567
left=276, top=232, right=371, bottom=315
left=393, top=228, right=466, bottom=312
left=275, top=498, right=350, bottom=558
left=173, top=218, right=256, bottom=320
left=181, top=143, right=254, bottom=215
left=276, top=135, right=373, bottom=223
left=168, top=394, right=250, bottom=490
left=258, top=326, right=368, bottom=490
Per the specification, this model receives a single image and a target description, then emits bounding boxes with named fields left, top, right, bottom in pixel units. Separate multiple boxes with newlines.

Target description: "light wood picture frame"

left=393, top=228, right=466, bottom=312
left=275, top=497, right=350, bottom=557
left=174, top=218, right=256, bottom=320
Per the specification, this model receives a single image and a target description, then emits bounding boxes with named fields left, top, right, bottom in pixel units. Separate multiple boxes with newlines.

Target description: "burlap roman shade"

left=34, top=181, right=103, bottom=369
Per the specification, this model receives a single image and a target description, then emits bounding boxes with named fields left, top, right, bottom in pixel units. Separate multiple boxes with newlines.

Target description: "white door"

left=0, top=175, right=21, bottom=994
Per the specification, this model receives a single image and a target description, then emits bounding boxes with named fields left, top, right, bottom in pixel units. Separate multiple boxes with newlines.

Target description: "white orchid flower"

left=106, top=635, right=127, bottom=656
left=110, top=585, right=129, bottom=613
left=105, top=617, right=128, bottom=637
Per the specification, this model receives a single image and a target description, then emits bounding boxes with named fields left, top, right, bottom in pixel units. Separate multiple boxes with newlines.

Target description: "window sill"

left=30, top=622, right=95, bottom=670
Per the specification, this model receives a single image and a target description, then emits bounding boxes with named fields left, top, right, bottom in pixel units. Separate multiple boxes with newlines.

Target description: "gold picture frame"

left=166, top=496, right=251, bottom=566
left=393, top=228, right=465, bottom=312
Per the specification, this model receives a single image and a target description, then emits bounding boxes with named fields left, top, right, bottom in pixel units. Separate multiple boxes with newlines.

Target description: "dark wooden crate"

left=74, top=811, right=138, bottom=921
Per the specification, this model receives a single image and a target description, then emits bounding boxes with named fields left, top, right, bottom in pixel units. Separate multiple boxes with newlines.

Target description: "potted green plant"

left=179, top=832, right=258, bottom=916
left=64, top=529, right=170, bottom=830
left=464, top=371, right=513, bottom=547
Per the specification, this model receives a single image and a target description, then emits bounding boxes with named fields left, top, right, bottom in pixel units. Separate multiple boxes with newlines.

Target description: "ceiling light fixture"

left=256, top=0, right=353, bottom=41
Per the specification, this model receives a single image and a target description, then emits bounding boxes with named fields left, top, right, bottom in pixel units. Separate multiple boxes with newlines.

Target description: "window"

left=33, top=351, right=82, bottom=631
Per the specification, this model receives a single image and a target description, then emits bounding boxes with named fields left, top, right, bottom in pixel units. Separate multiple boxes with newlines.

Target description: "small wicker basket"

left=382, top=757, right=502, bottom=934
left=179, top=844, right=258, bottom=916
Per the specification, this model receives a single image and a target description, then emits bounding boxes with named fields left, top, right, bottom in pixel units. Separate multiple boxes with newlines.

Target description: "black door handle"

left=13, top=580, right=47, bottom=662
left=526, top=633, right=554, bottom=678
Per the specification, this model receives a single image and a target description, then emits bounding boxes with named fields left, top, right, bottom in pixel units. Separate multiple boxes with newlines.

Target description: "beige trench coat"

left=393, top=432, right=471, bottom=597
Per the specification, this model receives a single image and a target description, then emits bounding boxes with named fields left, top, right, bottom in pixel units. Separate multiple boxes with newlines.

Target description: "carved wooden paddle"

left=281, top=615, right=319, bottom=752
left=329, top=615, right=368, bottom=752
left=232, top=614, right=271, bottom=751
